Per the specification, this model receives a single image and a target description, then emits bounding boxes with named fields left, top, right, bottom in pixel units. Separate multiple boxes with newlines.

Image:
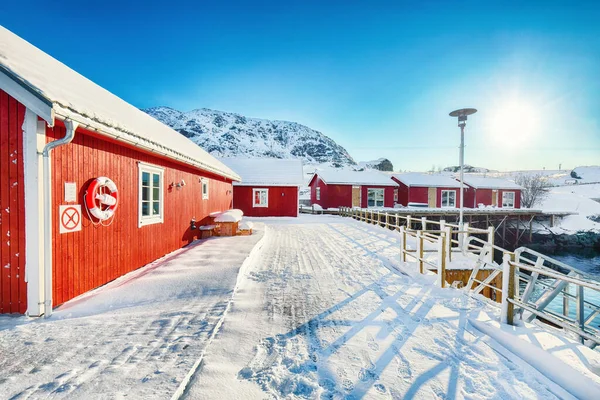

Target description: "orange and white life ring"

left=85, top=177, right=119, bottom=221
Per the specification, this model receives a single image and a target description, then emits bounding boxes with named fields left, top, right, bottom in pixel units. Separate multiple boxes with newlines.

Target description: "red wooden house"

left=462, top=176, right=523, bottom=209
left=0, top=27, right=240, bottom=315
left=221, top=158, right=304, bottom=217
left=392, top=173, right=462, bottom=208
left=309, top=170, right=398, bottom=209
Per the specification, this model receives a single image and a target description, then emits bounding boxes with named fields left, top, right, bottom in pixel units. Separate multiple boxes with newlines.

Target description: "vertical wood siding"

left=360, top=185, right=396, bottom=208
left=233, top=186, right=298, bottom=217
left=473, top=188, right=522, bottom=209
left=48, top=123, right=233, bottom=307
left=0, top=90, right=27, bottom=314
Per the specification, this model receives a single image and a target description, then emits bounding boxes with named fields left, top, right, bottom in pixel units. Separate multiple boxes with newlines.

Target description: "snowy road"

left=185, top=216, right=564, bottom=399
left=0, top=230, right=263, bottom=399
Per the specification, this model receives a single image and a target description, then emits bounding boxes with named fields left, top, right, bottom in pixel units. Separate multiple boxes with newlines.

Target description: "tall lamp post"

left=449, top=108, right=477, bottom=250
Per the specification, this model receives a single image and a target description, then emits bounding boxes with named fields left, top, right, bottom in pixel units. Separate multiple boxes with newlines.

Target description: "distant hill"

left=144, top=106, right=356, bottom=166
left=358, top=158, right=394, bottom=171
left=443, top=165, right=492, bottom=173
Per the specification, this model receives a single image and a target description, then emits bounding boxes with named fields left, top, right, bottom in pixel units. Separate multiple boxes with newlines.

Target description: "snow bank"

left=571, top=166, right=600, bottom=183
left=215, top=210, right=243, bottom=223
left=0, top=225, right=265, bottom=399
left=541, top=183, right=600, bottom=233
left=469, top=318, right=600, bottom=399
left=239, top=221, right=254, bottom=230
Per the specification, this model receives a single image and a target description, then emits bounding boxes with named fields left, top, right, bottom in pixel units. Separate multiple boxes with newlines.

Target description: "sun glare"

left=487, top=99, right=541, bottom=148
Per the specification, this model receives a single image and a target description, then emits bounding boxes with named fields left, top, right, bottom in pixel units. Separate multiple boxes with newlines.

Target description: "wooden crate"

left=219, top=221, right=238, bottom=237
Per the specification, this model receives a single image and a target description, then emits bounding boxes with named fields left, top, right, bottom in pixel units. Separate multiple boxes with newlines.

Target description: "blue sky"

left=1, top=1, right=599, bottom=171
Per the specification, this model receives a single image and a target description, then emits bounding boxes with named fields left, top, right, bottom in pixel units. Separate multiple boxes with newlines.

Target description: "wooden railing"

left=338, top=206, right=600, bottom=346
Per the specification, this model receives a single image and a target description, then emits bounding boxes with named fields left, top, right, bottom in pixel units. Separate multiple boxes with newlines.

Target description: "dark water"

left=546, top=249, right=600, bottom=277
left=530, top=249, right=600, bottom=327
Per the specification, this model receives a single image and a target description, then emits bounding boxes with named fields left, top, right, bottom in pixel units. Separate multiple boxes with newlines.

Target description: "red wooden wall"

left=359, top=185, right=396, bottom=208
left=468, top=188, right=522, bottom=208
left=407, top=187, right=428, bottom=204
left=233, top=186, right=298, bottom=217
left=0, top=90, right=27, bottom=314
left=48, top=122, right=233, bottom=307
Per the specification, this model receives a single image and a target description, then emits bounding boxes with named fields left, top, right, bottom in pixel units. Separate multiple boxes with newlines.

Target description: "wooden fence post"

left=407, top=215, right=412, bottom=230
left=501, top=252, right=516, bottom=325
left=400, top=226, right=406, bottom=262
left=417, top=231, right=424, bottom=274
left=445, top=226, right=452, bottom=263
left=421, top=216, right=427, bottom=231
left=462, top=222, right=470, bottom=255
left=438, top=233, right=447, bottom=288
left=486, top=226, right=494, bottom=263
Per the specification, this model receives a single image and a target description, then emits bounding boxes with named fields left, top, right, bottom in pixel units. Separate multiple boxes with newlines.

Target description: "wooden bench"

left=199, top=225, right=216, bottom=239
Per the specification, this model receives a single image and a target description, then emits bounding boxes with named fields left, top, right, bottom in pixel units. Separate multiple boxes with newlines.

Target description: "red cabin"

left=0, top=27, right=240, bottom=315
left=309, top=170, right=398, bottom=209
left=392, top=173, right=462, bottom=208
left=221, top=158, right=304, bottom=217
left=462, top=176, right=523, bottom=209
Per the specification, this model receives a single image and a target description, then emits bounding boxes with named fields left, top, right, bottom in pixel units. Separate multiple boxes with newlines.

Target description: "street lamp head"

left=449, top=108, right=477, bottom=127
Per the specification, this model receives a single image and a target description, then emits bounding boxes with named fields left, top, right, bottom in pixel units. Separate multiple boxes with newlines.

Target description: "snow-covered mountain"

left=144, top=106, right=356, bottom=166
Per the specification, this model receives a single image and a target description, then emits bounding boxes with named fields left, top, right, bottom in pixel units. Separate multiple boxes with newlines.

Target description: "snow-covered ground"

left=0, top=229, right=264, bottom=399
left=2, top=216, right=600, bottom=399
left=541, top=183, right=600, bottom=233
left=185, top=216, right=600, bottom=399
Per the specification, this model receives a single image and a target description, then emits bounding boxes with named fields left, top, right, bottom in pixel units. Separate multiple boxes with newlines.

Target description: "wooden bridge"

left=299, top=205, right=576, bottom=249
left=335, top=206, right=600, bottom=348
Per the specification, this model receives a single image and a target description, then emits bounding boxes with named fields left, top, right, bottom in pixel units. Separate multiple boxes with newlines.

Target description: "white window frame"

left=201, top=178, right=209, bottom=200
left=367, top=188, right=385, bottom=208
left=253, top=188, right=269, bottom=208
left=441, top=190, right=456, bottom=208
left=138, top=162, right=164, bottom=227
left=316, top=187, right=321, bottom=201
left=502, top=191, right=515, bottom=208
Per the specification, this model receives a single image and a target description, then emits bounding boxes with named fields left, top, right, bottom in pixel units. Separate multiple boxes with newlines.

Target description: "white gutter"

left=42, top=118, right=78, bottom=318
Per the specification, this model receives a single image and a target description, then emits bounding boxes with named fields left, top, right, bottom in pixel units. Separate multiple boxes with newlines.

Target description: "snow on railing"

left=339, top=206, right=600, bottom=347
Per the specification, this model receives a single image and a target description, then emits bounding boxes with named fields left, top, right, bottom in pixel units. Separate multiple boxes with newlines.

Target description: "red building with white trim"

left=221, top=158, right=304, bottom=217
left=309, top=170, right=398, bottom=209
left=392, top=173, right=462, bottom=208
left=0, top=27, right=240, bottom=315
left=462, top=176, right=523, bottom=209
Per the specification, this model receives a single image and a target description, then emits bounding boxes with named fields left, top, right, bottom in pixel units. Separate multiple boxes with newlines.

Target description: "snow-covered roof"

left=392, top=173, right=461, bottom=188
left=0, top=26, right=240, bottom=181
left=315, top=169, right=397, bottom=186
left=462, top=176, right=523, bottom=190
left=221, top=158, right=304, bottom=186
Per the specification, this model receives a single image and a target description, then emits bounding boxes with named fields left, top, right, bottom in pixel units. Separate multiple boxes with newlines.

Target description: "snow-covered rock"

left=144, top=106, right=355, bottom=166
left=358, top=158, right=394, bottom=171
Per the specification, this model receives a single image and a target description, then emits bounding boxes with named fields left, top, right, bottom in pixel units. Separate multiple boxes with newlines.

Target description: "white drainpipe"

left=42, top=119, right=78, bottom=318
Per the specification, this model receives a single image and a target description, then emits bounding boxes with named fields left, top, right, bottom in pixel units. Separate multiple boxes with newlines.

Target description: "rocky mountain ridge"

left=144, top=106, right=356, bottom=166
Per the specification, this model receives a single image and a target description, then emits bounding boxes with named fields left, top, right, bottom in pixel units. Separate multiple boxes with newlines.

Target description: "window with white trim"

left=316, top=187, right=321, bottom=200
left=138, top=163, right=164, bottom=227
left=502, top=191, right=515, bottom=208
left=367, top=188, right=384, bottom=208
left=201, top=178, right=209, bottom=200
left=441, top=190, right=456, bottom=208
left=253, top=188, right=268, bottom=207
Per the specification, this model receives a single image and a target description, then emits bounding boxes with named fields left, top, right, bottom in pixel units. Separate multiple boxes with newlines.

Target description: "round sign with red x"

left=59, top=205, right=82, bottom=233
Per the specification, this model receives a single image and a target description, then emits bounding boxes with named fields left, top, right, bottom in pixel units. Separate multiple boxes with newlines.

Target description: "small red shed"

left=309, top=170, right=398, bottom=209
left=392, top=173, right=462, bottom=208
left=0, top=27, right=240, bottom=315
left=462, top=176, right=523, bottom=209
left=221, top=158, right=304, bottom=217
